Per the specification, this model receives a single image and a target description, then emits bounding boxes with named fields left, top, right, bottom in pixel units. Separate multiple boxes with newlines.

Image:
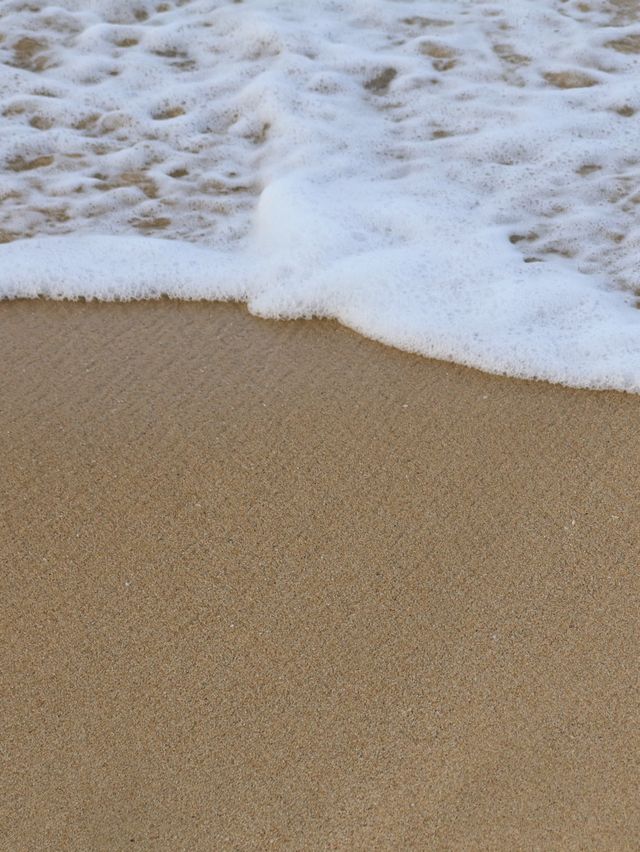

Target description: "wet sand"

left=1, top=299, right=639, bottom=850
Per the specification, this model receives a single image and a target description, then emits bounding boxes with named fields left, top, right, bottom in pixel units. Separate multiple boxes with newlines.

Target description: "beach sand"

left=1, top=299, right=639, bottom=850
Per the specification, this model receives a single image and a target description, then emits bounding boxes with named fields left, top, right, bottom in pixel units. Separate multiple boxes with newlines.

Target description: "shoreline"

left=2, top=299, right=639, bottom=849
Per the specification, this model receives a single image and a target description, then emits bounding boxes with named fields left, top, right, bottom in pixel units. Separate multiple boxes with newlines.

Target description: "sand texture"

left=1, top=300, right=639, bottom=850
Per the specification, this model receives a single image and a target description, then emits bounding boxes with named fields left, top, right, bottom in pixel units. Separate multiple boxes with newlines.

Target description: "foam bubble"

left=1, top=0, right=639, bottom=390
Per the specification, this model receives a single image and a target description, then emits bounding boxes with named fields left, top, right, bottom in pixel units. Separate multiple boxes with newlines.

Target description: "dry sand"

left=1, top=299, right=639, bottom=850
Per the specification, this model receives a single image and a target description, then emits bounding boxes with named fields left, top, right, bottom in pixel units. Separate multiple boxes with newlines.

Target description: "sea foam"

left=1, top=0, right=640, bottom=390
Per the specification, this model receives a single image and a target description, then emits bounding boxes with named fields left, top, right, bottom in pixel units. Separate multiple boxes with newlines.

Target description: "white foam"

left=1, top=0, right=640, bottom=390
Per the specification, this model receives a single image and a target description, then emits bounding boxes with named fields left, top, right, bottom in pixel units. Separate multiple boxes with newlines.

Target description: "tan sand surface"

left=1, top=299, right=639, bottom=850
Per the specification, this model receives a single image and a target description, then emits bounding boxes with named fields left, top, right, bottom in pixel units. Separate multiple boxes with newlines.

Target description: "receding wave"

left=1, top=0, right=639, bottom=390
